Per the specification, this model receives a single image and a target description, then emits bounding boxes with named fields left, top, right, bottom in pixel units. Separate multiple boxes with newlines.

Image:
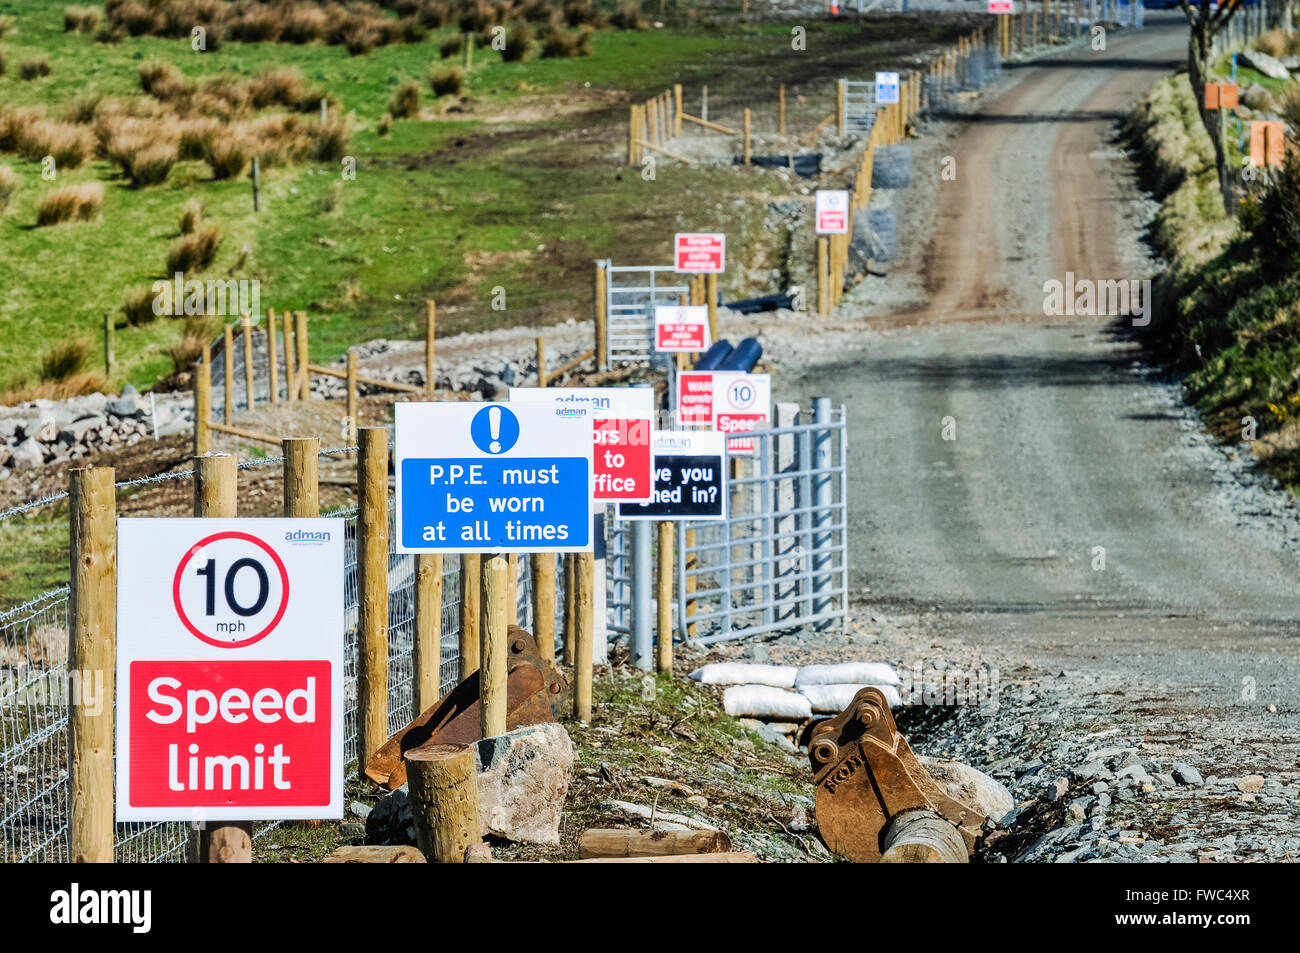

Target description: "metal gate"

left=677, top=401, right=848, bottom=644
left=841, top=80, right=877, bottom=131
left=602, top=261, right=690, bottom=366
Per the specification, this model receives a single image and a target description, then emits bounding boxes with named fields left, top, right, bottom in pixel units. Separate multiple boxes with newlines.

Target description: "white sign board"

left=815, top=190, right=850, bottom=235
left=875, top=71, right=900, bottom=106
left=396, top=401, right=594, bottom=553
left=116, top=518, right=345, bottom=823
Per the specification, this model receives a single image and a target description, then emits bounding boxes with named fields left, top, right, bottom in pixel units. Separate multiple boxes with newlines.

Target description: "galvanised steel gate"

left=601, top=261, right=690, bottom=367
left=675, top=401, right=848, bottom=644
left=841, top=80, right=877, bottom=131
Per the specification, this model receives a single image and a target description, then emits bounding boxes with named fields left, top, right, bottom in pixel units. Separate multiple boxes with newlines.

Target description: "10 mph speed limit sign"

left=116, top=518, right=344, bottom=823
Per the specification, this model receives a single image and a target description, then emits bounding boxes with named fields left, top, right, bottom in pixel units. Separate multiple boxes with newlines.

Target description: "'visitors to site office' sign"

left=116, top=519, right=344, bottom=822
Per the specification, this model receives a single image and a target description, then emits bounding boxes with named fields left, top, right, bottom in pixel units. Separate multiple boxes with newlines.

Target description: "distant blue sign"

left=395, top=402, right=594, bottom=554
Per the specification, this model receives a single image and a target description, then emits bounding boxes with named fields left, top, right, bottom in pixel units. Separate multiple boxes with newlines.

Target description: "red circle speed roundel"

left=171, top=531, right=290, bottom=649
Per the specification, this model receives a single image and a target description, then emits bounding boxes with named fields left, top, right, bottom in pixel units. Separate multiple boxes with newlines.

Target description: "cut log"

left=405, top=743, right=480, bottom=863
left=567, top=852, right=757, bottom=864
left=579, top=828, right=732, bottom=859
left=323, top=845, right=426, bottom=863
left=879, top=810, right=968, bottom=864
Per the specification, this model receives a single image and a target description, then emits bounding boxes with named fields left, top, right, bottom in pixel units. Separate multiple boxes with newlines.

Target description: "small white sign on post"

left=815, top=190, right=850, bottom=235
left=654, top=305, right=711, bottom=353
left=875, top=71, right=901, bottom=106
left=988, top=0, right=1014, bottom=13
left=116, top=518, right=345, bottom=823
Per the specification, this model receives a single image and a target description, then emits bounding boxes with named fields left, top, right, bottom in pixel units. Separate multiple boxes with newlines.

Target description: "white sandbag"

left=722, top=685, right=813, bottom=720
left=689, top=662, right=798, bottom=688
left=795, top=662, right=900, bottom=688
left=799, top=683, right=902, bottom=714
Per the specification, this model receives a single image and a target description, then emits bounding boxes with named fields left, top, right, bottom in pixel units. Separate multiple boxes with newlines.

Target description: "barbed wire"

left=0, top=585, right=70, bottom=625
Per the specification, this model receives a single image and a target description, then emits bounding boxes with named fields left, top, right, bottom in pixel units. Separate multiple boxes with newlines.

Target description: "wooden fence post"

left=346, top=351, right=358, bottom=450
left=628, top=105, right=638, bottom=165
left=459, top=554, right=481, bottom=678
left=223, top=323, right=234, bottom=423
left=563, top=553, right=576, bottom=664
left=357, top=427, right=389, bottom=776
left=837, top=79, right=846, bottom=137
left=267, top=309, right=279, bottom=404
left=594, top=261, right=608, bottom=371
left=779, top=84, right=786, bottom=138
left=657, top=521, right=673, bottom=674
left=194, top=349, right=211, bottom=456
left=536, top=337, right=547, bottom=387
left=425, top=299, right=436, bottom=396
left=242, top=312, right=255, bottom=410
left=192, top=454, right=253, bottom=863
left=575, top=551, right=594, bottom=722
left=296, top=311, right=311, bottom=400
left=414, top=553, right=444, bottom=712
left=405, top=744, right=479, bottom=862
left=674, top=84, right=682, bottom=137
left=481, top=554, right=509, bottom=738
left=283, top=437, right=320, bottom=518
left=103, top=312, right=114, bottom=375
left=531, top=554, right=556, bottom=662
left=507, top=553, right=519, bottom=627
left=705, top=273, right=718, bottom=345
left=68, top=465, right=116, bottom=864
left=283, top=309, right=296, bottom=402
left=817, top=236, right=829, bottom=315
left=743, top=108, right=751, bottom=165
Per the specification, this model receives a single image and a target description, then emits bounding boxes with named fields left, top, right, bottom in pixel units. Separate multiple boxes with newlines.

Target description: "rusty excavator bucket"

left=809, top=687, right=985, bottom=862
left=364, top=625, right=568, bottom=790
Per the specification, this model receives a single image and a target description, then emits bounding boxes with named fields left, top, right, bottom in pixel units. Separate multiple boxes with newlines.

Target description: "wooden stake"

left=705, top=274, right=718, bottom=344
left=296, top=311, right=310, bottom=400
left=531, top=554, right=556, bottom=663
left=267, top=309, right=279, bottom=404
left=594, top=261, right=608, bottom=371
left=656, top=521, right=673, bottom=674
left=628, top=105, right=638, bottom=165
left=406, top=744, right=479, bottom=863
left=68, top=466, right=115, bottom=864
left=579, top=828, right=730, bottom=859
left=242, top=313, right=255, bottom=410
left=507, top=553, right=518, bottom=627
left=194, top=351, right=211, bottom=456
left=192, top=453, right=253, bottom=863
left=358, top=428, right=389, bottom=775
left=223, top=323, right=234, bottom=423
left=459, top=554, right=481, bottom=677
left=346, top=351, right=358, bottom=450
left=817, top=236, right=829, bottom=315
left=837, top=78, right=846, bottom=137
left=536, top=336, right=547, bottom=387
left=283, top=308, right=296, bottom=402
left=779, top=84, right=786, bottom=138
left=743, top=108, right=751, bottom=165
left=103, top=312, right=113, bottom=375
left=414, top=554, right=444, bottom=713
left=480, top=554, right=509, bottom=738
left=575, top=551, right=594, bottom=722
left=425, top=299, right=436, bottom=396
left=563, top=553, right=576, bottom=664
left=673, top=84, right=682, bottom=137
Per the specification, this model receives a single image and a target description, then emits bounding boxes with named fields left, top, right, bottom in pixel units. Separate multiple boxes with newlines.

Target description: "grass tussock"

left=308, top=114, right=353, bottom=160
left=0, top=15, right=14, bottom=40
left=429, top=66, right=464, bottom=97
left=1, top=372, right=107, bottom=405
left=203, top=136, right=251, bottom=179
left=19, top=56, right=51, bottom=81
left=540, top=25, right=592, bottom=59
left=165, top=222, right=222, bottom=275
left=17, top=120, right=96, bottom=169
left=438, top=33, right=462, bottom=58
left=39, top=339, right=91, bottom=381
left=0, top=165, right=15, bottom=214
left=501, top=21, right=536, bottom=62
left=167, top=314, right=218, bottom=373
left=122, top=284, right=160, bottom=327
left=64, top=6, right=102, bottom=33
left=36, top=182, right=103, bottom=226
left=388, top=80, right=422, bottom=118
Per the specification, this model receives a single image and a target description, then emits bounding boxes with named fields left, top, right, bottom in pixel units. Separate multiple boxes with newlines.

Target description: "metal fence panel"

left=677, top=406, right=848, bottom=644
left=603, top=262, right=690, bottom=367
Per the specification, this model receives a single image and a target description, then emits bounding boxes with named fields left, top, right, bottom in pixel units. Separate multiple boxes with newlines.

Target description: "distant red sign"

left=674, top=233, right=726, bottom=273
left=988, top=0, right=1013, bottom=12
left=655, top=305, right=710, bottom=352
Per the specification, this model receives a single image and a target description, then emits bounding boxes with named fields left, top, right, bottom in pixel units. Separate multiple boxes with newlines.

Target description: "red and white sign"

left=815, top=190, right=850, bottom=235
left=509, top=387, right=655, bottom=502
left=116, top=519, right=344, bottom=823
left=676, top=371, right=771, bottom=455
left=674, top=232, right=726, bottom=274
left=988, top=0, right=1013, bottom=12
left=654, top=305, right=711, bottom=353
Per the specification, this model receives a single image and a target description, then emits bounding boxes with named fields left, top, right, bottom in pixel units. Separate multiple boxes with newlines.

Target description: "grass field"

left=0, top=4, right=974, bottom=396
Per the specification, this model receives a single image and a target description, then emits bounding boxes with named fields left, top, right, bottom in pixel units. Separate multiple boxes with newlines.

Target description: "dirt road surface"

left=767, top=14, right=1300, bottom=861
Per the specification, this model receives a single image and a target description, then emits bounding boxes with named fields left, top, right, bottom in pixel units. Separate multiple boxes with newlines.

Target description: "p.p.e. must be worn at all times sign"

left=116, top=518, right=344, bottom=823
left=396, top=401, right=594, bottom=553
